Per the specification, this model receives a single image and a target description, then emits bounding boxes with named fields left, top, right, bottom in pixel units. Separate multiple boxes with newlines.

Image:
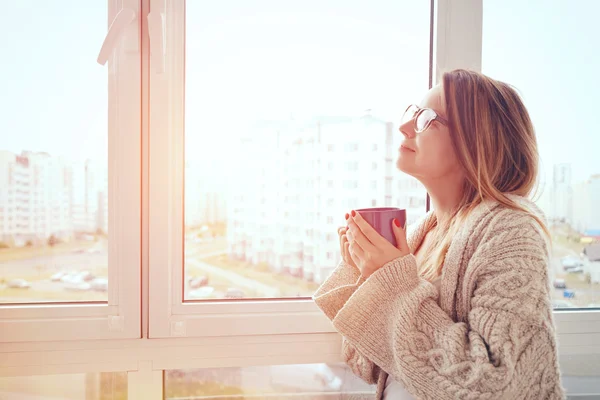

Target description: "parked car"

left=552, top=300, right=575, bottom=309
left=561, top=256, right=583, bottom=270
left=78, top=271, right=95, bottom=281
left=563, top=289, right=576, bottom=299
left=60, top=271, right=80, bottom=283
left=7, top=279, right=31, bottom=289
left=65, top=282, right=92, bottom=291
left=553, top=279, right=566, bottom=289
left=567, top=266, right=584, bottom=274
left=225, top=288, right=245, bottom=299
left=91, top=278, right=108, bottom=292
left=51, top=271, right=68, bottom=282
left=188, top=276, right=209, bottom=289
left=188, top=286, right=215, bottom=299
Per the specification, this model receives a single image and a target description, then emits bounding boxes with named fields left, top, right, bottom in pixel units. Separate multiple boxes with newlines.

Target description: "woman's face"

left=396, top=85, right=462, bottom=182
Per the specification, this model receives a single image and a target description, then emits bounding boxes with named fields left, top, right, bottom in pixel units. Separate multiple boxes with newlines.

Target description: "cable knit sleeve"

left=313, top=261, right=383, bottom=385
left=313, top=260, right=365, bottom=320
left=329, top=218, right=565, bottom=399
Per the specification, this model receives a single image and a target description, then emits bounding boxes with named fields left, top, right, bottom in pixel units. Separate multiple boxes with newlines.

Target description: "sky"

left=0, top=0, right=598, bottom=184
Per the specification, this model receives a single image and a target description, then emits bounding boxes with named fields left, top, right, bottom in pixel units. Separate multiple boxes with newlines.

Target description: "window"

left=0, top=372, right=127, bottom=399
left=164, top=363, right=375, bottom=399
left=483, top=0, right=600, bottom=310
left=0, top=0, right=140, bottom=342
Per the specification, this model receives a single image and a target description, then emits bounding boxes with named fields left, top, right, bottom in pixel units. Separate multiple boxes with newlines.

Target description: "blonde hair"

left=419, top=69, right=550, bottom=281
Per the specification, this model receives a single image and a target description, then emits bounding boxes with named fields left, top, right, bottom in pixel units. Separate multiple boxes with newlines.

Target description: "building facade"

left=227, top=114, right=428, bottom=284
left=0, top=150, right=107, bottom=246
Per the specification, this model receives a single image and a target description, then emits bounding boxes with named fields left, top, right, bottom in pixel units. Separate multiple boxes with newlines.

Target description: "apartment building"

left=551, top=163, right=573, bottom=224
left=572, top=174, right=600, bottom=235
left=227, top=114, right=428, bottom=284
left=185, top=159, right=228, bottom=228
left=0, top=151, right=72, bottom=245
left=0, top=151, right=107, bottom=245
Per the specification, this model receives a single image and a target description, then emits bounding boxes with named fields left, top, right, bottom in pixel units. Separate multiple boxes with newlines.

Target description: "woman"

left=313, top=69, right=565, bottom=399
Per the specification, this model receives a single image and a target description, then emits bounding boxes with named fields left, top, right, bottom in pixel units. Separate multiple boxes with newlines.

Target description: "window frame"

left=0, top=0, right=141, bottom=343
left=147, top=0, right=600, bottom=345
left=147, top=0, right=435, bottom=338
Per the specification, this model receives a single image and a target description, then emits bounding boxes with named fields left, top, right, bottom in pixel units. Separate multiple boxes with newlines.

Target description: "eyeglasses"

left=401, top=104, right=449, bottom=133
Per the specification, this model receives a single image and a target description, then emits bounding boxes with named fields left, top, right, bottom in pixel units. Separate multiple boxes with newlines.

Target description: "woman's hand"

left=338, top=222, right=357, bottom=270
left=345, top=210, right=411, bottom=279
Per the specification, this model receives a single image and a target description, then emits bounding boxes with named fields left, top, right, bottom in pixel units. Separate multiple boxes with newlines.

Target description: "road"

left=185, top=257, right=280, bottom=298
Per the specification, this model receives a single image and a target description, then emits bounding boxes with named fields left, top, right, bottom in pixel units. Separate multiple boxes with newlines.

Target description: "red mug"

left=354, top=207, right=407, bottom=248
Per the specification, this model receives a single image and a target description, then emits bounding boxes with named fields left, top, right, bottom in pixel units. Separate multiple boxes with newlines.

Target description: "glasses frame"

left=402, top=104, right=449, bottom=133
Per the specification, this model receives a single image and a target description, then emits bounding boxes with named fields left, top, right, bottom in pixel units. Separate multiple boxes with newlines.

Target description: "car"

left=552, top=300, right=575, bottom=309
left=51, top=271, right=68, bottom=282
left=188, top=286, right=215, bottom=299
left=7, top=279, right=31, bottom=289
left=60, top=271, right=80, bottom=283
left=561, top=256, right=583, bottom=269
left=65, top=282, right=92, bottom=291
left=225, top=288, right=245, bottom=299
left=553, top=279, right=566, bottom=289
left=188, top=276, right=209, bottom=289
left=90, top=278, right=108, bottom=292
left=567, top=266, right=584, bottom=274
left=563, top=289, right=576, bottom=299
left=78, top=271, right=95, bottom=281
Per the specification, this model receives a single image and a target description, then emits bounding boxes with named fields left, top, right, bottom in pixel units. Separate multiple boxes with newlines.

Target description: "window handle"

left=97, top=7, right=137, bottom=66
left=147, top=11, right=166, bottom=73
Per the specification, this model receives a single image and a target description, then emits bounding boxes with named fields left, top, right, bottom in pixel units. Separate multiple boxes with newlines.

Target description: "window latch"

left=97, top=6, right=137, bottom=66
left=147, top=11, right=166, bottom=74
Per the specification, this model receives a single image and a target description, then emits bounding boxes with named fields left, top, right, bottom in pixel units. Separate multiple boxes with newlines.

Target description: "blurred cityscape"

left=0, top=150, right=108, bottom=246
left=1, top=115, right=599, bottom=306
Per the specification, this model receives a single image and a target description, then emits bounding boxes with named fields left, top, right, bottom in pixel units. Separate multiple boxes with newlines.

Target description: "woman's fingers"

left=338, top=227, right=347, bottom=255
left=347, top=221, right=376, bottom=253
left=347, top=240, right=364, bottom=269
left=343, top=241, right=357, bottom=268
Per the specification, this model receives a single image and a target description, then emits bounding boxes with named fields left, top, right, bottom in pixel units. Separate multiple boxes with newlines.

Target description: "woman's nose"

left=399, top=120, right=416, bottom=139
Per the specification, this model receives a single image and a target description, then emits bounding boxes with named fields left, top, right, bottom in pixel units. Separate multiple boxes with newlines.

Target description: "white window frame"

left=147, top=0, right=335, bottom=338
left=147, top=0, right=600, bottom=346
left=0, top=0, right=141, bottom=343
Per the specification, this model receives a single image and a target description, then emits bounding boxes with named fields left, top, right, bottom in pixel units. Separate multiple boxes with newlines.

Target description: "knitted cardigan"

left=313, top=196, right=565, bottom=399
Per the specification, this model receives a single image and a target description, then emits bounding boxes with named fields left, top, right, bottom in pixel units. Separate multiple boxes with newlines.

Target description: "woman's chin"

left=396, top=157, right=411, bottom=174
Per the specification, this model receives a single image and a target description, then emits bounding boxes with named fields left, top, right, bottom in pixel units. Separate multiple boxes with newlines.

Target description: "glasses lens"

left=401, top=105, right=418, bottom=125
left=415, top=108, right=436, bottom=132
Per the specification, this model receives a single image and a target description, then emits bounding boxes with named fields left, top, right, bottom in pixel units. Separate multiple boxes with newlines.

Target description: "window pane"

left=0, top=372, right=127, bottom=400
left=483, top=0, right=600, bottom=309
left=0, top=2, right=109, bottom=303
left=184, top=1, right=430, bottom=300
left=164, top=363, right=375, bottom=399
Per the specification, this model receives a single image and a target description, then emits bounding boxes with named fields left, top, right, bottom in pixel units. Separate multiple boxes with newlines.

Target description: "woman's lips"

left=400, top=145, right=415, bottom=152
